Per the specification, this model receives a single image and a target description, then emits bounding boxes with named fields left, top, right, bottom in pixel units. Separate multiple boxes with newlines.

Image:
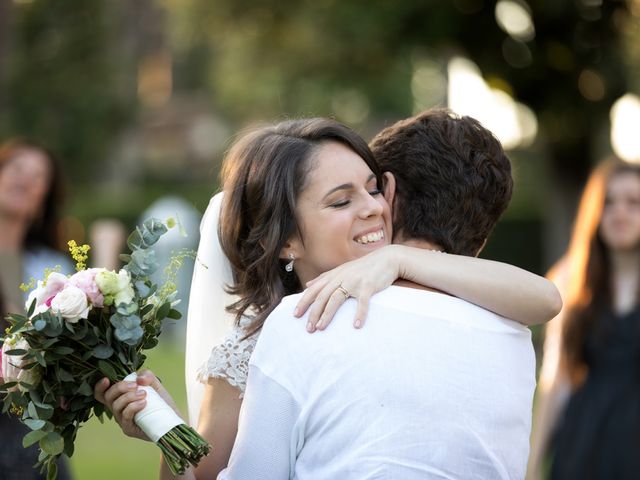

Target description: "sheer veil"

left=185, top=192, right=237, bottom=426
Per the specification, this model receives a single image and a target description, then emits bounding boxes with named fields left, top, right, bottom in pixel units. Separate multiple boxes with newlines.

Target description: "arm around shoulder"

left=392, top=244, right=563, bottom=325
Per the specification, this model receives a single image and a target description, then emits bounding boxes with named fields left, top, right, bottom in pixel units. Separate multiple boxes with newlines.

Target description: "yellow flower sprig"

left=68, top=240, right=91, bottom=271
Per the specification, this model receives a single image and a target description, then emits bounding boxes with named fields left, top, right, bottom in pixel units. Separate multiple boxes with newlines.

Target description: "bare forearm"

left=159, top=458, right=195, bottom=480
left=393, top=245, right=562, bottom=325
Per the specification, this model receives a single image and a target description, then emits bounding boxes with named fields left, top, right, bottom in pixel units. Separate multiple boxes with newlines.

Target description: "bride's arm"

left=296, top=244, right=562, bottom=330
left=189, top=380, right=242, bottom=479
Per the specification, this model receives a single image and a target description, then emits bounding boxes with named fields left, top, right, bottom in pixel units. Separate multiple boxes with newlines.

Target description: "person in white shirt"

left=219, top=109, right=537, bottom=479
left=95, top=114, right=558, bottom=480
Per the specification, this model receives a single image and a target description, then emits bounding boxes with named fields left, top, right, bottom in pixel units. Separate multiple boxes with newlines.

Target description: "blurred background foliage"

left=1, top=0, right=640, bottom=477
left=1, top=0, right=638, bottom=270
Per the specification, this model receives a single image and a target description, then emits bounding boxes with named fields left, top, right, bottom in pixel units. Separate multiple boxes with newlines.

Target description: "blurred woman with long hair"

left=529, top=158, right=640, bottom=479
left=0, top=139, right=73, bottom=479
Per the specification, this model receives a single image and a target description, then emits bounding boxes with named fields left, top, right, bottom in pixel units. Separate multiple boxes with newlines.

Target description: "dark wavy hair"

left=370, top=108, right=513, bottom=256
left=0, top=139, right=65, bottom=250
left=559, top=158, right=640, bottom=386
left=219, top=118, right=382, bottom=335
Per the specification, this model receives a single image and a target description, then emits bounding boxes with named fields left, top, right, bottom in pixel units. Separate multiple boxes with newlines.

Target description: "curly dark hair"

left=219, top=118, right=383, bottom=335
left=370, top=108, right=513, bottom=256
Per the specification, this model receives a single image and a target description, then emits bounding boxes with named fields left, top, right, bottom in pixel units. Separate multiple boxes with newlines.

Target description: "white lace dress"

left=196, top=316, right=258, bottom=397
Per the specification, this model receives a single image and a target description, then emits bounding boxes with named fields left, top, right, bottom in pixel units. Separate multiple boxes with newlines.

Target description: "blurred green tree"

left=0, top=0, right=134, bottom=181
left=168, top=0, right=636, bottom=259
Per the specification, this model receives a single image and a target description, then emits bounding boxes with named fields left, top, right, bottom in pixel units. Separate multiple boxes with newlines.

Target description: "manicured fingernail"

left=307, top=322, right=314, bottom=333
left=126, top=382, right=137, bottom=389
left=294, top=307, right=300, bottom=317
left=354, top=320, right=361, bottom=328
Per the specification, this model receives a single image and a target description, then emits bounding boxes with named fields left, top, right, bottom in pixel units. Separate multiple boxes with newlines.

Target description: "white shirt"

left=219, top=286, right=536, bottom=480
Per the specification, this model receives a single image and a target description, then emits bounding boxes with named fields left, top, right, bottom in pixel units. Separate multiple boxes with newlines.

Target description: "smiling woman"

left=283, top=142, right=391, bottom=288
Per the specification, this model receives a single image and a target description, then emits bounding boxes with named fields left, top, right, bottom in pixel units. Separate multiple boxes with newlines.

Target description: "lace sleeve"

left=196, top=318, right=258, bottom=398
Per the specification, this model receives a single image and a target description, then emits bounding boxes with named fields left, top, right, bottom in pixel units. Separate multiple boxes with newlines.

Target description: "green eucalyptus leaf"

left=52, top=346, right=74, bottom=355
left=40, top=431, right=64, bottom=455
left=167, top=309, right=182, bottom=320
left=57, top=368, right=74, bottom=383
left=140, top=303, right=154, bottom=317
left=92, top=344, right=114, bottom=359
left=27, top=402, right=39, bottom=419
left=27, top=298, right=36, bottom=318
left=47, top=461, right=58, bottom=480
left=24, top=418, right=46, bottom=430
left=156, top=302, right=171, bottom=321
left=34, top=319, right=46, bottom=331
left=78, top=381, right=93, bottom=396
left=97, top=360, right=117, bottom=380
left=34, top=351, right=46, bottom=367
left=135, top=281, right=151, bottom=298
left=22, top=429, right=47, bottom=447
left=42, top=338, right=60, bottom=348
left=4, top=348, right=27, bottom=356
left=128, top=249, right=158, bottom=276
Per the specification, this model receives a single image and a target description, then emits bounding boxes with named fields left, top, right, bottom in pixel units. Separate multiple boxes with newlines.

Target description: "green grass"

left=69, top=341, right=188, bottom=480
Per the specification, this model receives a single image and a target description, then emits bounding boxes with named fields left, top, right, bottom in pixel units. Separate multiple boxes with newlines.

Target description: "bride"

left=96, top=117, right=560, bottom=479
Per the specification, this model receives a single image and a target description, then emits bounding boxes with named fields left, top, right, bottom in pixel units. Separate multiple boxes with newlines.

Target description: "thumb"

left=137, top=370, right=161, bottom=390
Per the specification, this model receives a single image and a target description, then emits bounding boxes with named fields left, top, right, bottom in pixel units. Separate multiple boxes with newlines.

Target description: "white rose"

left=25, top=281, right=49, bottom=317
left=114, top=270, right=135, bottom=306
left=50, top=286, right=90, bottom=323
left=2, top=336, right=30, bottom=386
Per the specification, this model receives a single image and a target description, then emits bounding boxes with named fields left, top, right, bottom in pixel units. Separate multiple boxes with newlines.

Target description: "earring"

left=285, top=253, right=295, bottom=272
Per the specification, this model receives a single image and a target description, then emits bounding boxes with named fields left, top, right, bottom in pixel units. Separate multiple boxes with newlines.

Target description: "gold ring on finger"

left=336, top=285, right=350, bottom=300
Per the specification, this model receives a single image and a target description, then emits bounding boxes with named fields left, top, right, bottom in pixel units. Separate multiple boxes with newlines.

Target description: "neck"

left=0, top=215, right=27, bottom=252
left=609, top=249, right=640, bottom=274
left=393, top=237, right=446, bottom=292
left=609, top=249, right=640, bottom=314
left=397, top=237, right=443, bottom=252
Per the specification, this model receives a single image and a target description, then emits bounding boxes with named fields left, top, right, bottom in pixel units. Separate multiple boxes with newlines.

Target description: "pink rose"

left=69, top=268, right=105, bottom=307
left=41, top=272, right=69, bottom=305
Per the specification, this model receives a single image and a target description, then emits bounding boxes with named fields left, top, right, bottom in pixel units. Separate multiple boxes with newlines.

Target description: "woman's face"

left=0, top=148, right=51, bottom=222
left=600, top=171, right=640, bottom=252
left=288, top=141, right=392, bottom=284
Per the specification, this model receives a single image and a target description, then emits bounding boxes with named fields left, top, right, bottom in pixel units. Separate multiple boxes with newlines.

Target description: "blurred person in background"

left=0, top=139, right=73, bottom=479
left=88, top=218, right=127, bottom=272
left=529, top=158, right=640, bottom=479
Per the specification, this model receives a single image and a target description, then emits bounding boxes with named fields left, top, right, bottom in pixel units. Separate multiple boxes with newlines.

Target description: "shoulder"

left=261, top=293, right=306, bottom=335
left=371, top=286, right=530, bottom=334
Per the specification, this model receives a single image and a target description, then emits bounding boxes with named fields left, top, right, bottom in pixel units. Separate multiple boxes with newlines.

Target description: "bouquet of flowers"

left=0, top=218, right=211, bottom=479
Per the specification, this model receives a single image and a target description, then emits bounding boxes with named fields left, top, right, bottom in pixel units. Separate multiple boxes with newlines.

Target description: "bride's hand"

left=94, top=370, right=177, bottom=442
left=294, top=246, right=400, bottom=332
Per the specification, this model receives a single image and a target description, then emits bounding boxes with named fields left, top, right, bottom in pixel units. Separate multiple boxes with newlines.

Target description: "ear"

left=279, top=237, right=303, bottom=261
left=383, top=171, right=396, bottom=208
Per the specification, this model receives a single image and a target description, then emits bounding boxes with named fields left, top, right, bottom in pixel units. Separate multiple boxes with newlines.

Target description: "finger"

left=112, top=389, right=146, bottom=419
left=121, top=398, right=147, bottom=425
left=103, top=381, right=138, bottom=408
left=316, top=290, right=349, bottom=330
left=295, top=280, right=327, bottom=317
left=353, top=292, right=371, bottom=329
left=93, top=377, right=110, bottom=404
left=136, top=370, right=158, bottom=387
left=306, top=287, right=338, bottom=332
